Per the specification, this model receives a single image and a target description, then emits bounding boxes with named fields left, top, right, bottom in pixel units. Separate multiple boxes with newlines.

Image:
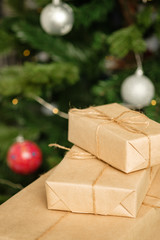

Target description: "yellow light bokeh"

left=23, top=49, right=30, bottom=57
left=52, top=108, right=59, bottom=114
left=151, top=99, right=157, bottom=106
left=12, top=98, right=18, bottom=105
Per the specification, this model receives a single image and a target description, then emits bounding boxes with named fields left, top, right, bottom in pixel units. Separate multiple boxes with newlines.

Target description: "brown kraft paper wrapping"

left=68, top=103, right=160, bottom=173
left=1, top=167, right=160, bottom=240
left=45, top=146, right=159, bottom=218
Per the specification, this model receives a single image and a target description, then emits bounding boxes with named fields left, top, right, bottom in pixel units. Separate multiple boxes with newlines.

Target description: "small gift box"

left=45, top=146, right=159, bottom=218
left=68, top=103, right=160, bottom=173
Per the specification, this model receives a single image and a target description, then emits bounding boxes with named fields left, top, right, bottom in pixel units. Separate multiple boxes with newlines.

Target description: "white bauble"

left=121, top=69, right=155, bottom=108
left=40, top=1, right=74, bottom=36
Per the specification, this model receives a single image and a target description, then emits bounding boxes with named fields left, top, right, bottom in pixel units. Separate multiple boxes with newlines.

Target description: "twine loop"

left=49, top=143, right=96, bottom=159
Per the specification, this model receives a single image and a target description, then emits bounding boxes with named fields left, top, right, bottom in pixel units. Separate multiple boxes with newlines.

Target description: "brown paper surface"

left=1, top=168, right=160, bottom=240
left=46, top=146, right=159, bottom=218
left=68, top=103, right=160, bottom=173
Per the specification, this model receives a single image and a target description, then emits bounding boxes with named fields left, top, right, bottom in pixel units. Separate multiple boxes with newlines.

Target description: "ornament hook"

left=135, top=53, right=143, bottom=76
left=16, top=135, right=24, bottom=143
left=52, top=0, right=61, bottom=5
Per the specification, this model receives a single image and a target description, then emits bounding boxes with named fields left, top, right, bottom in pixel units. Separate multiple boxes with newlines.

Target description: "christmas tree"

left=0, top=0, right=160, bottom=203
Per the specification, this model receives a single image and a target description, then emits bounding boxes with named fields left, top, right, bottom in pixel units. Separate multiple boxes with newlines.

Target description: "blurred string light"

left=12, top=96, right=68, bottom=119
left=33, top=95, right=68, bottom=119
left=53, top=108, right=59, bottom=114
left=12, top=95, right=156, bottom=120
left=151, top=99, right=157, bottom=106
left=23, top=49, right=31, bottom=57
left=0, top=178, right=23, bottom=190
left=12, top=98, right=19, bottom=105
left=41, top=101, right=58, bottom=116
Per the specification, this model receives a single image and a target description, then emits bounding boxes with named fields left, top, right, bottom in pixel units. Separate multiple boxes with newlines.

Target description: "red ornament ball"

left=7, top=140, right=42, bottom=175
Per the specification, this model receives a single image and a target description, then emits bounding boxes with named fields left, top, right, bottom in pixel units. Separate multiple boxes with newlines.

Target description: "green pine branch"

left=0, top=62, right=80, bottom=97
left=0, top=29, right=16, bottom=55
left=12, top=20, right=89, bottom=63
left=74, top=0, right=115, bottom=28
left=107, top=25, right=146, bottom=58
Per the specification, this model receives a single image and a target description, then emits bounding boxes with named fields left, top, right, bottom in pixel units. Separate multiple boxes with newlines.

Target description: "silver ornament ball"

left=40, top=1, right=74, bottom=36
left=121, top=69, right=155, bottom=108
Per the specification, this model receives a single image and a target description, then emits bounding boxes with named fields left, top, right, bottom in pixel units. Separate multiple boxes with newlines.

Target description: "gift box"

left=1, top=167, right=160, bottom=240
left=45, top=146, right=159, bottom=218
left=68, top=103, right=160, bottom=173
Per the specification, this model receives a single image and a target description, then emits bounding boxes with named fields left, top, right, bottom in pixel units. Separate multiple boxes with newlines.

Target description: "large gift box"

left=1, top=168, right=160, bottom=240
left=68, top=103, right=160, bottom=173
left=45, top=146, right=159, bottom=218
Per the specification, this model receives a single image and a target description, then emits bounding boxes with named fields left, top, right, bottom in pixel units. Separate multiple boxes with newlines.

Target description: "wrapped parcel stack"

left=46, top=103, right=160, bottom=218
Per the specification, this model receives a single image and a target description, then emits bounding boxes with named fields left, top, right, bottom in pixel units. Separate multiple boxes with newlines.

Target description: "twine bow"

left=70, top=107, right=151, bottom=168
left=71, top=107, right=149, bottom=131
